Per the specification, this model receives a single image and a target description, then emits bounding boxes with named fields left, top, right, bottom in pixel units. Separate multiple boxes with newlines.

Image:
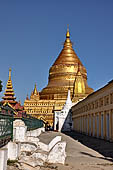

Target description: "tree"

left=0, top=80, right=2, bottom=92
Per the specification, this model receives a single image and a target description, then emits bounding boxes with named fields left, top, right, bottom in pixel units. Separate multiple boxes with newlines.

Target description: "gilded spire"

left=9, top=68, right=11, bottom=80
left=64, top=24, right=72, bottom=46
left=66, top=24, right=70, bottom=38
left=74, top=64, right=85, bottom=94
left=30, top=83, right=40, bottom=100
left=2, top=68, right=16, bottom=105
left=33, top=83, right=38, bottom=95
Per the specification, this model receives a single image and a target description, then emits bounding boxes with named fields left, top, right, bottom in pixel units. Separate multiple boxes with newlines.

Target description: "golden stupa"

left=40, top=27, right=93, bottom=101
left=24, top=27, right=93, bottom=125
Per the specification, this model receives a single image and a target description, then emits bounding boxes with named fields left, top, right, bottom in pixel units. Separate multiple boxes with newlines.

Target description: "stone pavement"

left=60, top=131, right=113, bottom=170
left=7, top=131, right=113, bottom=170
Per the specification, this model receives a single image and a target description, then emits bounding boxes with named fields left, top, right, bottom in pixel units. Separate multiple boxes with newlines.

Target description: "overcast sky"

left=0, top=0, right=113, bottom=104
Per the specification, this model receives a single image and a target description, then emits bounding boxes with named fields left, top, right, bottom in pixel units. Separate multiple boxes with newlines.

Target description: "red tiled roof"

left=14, top=102, right=24, bottom=110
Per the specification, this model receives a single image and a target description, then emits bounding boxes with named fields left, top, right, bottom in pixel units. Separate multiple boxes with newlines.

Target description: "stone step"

left=38, top=134, right=62, bottom=152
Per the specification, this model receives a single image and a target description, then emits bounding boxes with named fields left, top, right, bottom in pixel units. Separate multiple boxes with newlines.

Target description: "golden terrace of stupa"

left=24, top=27, right=93, bottom=126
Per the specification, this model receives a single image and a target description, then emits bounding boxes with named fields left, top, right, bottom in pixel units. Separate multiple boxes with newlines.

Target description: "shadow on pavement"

left=80, top=151, right=113, bottom=163
left=63, top=131, right=113, bottom=162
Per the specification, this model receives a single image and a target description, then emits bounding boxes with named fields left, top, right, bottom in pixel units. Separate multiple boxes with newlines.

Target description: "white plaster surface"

left=54, top=89, right=73, bottom=132
left=40, top=127, right=45, bottom=133
left=31, top=152, right=47, bottom=162
left=47, top=142, right=66, bottom=164
left=0, top=148, right=8, bottom=170
left=26, top=128, right=44, bottom=137
left=48, top=136, right=62, bottom=151
left=8, top=141, right=20, bottom=160
left=13, top=119, right=25, bottom=127
left=13, top=126, right=27, bottom=142
left=13, top=120, right=27, bottom=142
left=26, top=136, right=39, bottom=145
left=37, top=136, right=62, bottom=152
left=20, top=142, right=37, bottom=152
left=37, top=142, right=48, bottom=152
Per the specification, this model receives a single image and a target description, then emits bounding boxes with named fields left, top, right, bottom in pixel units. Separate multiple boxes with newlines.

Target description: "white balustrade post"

left=0, top=148, right=8, bottom=170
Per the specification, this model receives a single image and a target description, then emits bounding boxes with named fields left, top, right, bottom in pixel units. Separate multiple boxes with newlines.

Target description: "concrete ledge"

left=20, top=142, right=37, bottom=153
left=47, top=141, right=66, bottom=164
left=37, top=136, right=62, bottom=152
left=26, top=128, right=44, bottom=137
left=48, top=136, right=62, bottom=151
left=26, top=136, right=39, bottom=146
left=37, top=142, right=48, bottom=152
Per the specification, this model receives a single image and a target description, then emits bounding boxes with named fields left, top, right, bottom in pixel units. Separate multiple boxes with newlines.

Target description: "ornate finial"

left=34, top=83, right=38, bottom=95
left=35, top=83, right=36, bottom=88
left=9, top=68, right=11, bottom=80
left=66, top=24, right=70, bottom=38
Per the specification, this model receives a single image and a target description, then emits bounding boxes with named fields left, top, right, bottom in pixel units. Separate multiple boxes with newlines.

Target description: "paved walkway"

left=39, top=131, right=113, bottom=170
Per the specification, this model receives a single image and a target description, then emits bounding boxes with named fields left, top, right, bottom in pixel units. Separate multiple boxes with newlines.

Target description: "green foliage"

left=0, top=80, right=2, bottom=92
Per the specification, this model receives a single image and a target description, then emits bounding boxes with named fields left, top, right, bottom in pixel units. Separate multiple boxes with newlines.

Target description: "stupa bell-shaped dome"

left=40, top=27, right=93, bottom=101
left=53, top=28, right=82, bottom=66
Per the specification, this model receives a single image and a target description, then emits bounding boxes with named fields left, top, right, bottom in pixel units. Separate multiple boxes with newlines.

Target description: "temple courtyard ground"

left=7, top=131, right=113, bottom=170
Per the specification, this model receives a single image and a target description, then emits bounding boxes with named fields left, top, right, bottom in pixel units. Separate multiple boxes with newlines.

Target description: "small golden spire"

left=74, top=63, right=85, bottom=94
left=34, top=83, right=38, bottom=95
left=66, top=24, right=70, bottom=38
left=9, top=68, right=11, bottom=80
